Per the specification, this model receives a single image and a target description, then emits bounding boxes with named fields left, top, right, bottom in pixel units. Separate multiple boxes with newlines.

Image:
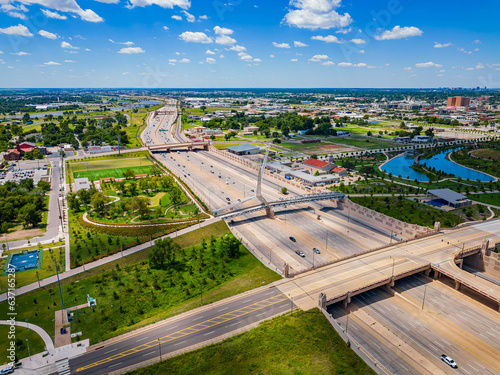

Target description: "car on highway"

left=289, top=236, right=296, bottom=242
left=313, top=248, right=320, bottom=254
left=295, top=250, right=305, bottom=257
left=440, top=355, right=457, bottom=368
left=226, top=197, right=231, bottom=201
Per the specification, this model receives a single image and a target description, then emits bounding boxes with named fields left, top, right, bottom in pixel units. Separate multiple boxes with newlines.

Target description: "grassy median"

left=126, top=309, right=376, bottom=375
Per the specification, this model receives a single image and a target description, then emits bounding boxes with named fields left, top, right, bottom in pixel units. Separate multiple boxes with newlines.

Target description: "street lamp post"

left=391, top=257, right=395, bottom=279
left=158, top=338, right=162, bottom=362
left=26, top=338, right=31, bottom=361
left=36, top=271, right=40, bottom=287
left=421, top=284, right=427, bottom=310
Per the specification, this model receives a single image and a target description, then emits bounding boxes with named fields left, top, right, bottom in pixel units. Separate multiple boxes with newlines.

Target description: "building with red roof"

left=302, top=158, right=336, bottom=174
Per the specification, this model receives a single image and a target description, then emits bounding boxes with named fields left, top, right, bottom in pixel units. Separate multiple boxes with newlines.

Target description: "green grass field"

left=468, top=193, right=500, bottom=207
left=127, top=310, right=375, bottom=375
left=74, top=165, right=152, bottom=181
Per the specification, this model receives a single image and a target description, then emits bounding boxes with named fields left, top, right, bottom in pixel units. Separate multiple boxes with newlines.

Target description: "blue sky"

left=0, top=0, right=498, bottom=88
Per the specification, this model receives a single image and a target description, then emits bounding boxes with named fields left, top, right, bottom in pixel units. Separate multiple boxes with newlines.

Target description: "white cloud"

left=359, top=49, right=365, bottom=54
left=94, top=0, right=119, bottom=3
left=206, top=49, right=216, bottom=55
left=415, top=61, right=442, bottom=68
left=199, top=15, right=207, bottom=20
left=273, top=42, right=290, bottom=48
left=253, top=58, right=261, bottom=62
left=169, top=59, right=177, bottom=62
left=171, top=15, right=182, bottom=20
left=336, top=27, right=352, bottom=34
left=127, top=0, right=190, bottom=10
left=238, top=52, right=253, bottom=61
left=178, top=58, right=190, bottom=63
left=475, top=63, right=485, bottom=70
left=284, top=0, right=352, bottom=30
left=215, top=35, right=236, bottom=45
left=64, top=59, right=76, bottom=63
left=206, top=57, right=216, bottom=64
left=219, top=54, right=224, bottom=58
left=85, top=48, right=91, bottom=51
left=434, top=42, right=452, bottom=48
left=213, top=26, right=233, bottom=35
left=11, top=51, right=30, bottom=55
left=311, top=35, right=341, bottom=43
left=473, top=39, right=481, bottom=44
left=182, top=10, right=195, bottom=22
left=294, top=41, right=308, bottom=47
left=61, top=41, right=79, bottom=49
left=309, top=54, right=328, bottom=62
left=375, top=26, right=423, bottom=41
left=179, top=31, right=213, bottom=43
left=404, top=67, right=412, bottom=71
left=0, top=24, right=32, bottom=36
left=38, top=30, right=58, bottom=39
left=350, top=38, right=366, bottom=44
left=291, top=58, right=298, bottom=62
left=41, top=9, right=67, bottom=20
left=44, top=61, right=60, bottom=65
left=122, top=72, right=129, bottom=75
left=1, top=4, right=29, bottom=20
left=230, top=45, right=246, bottom=52
left=163, top=26, right=169, bottom=31
left=321, top=61, right=334, bottom=66
left=338, top=62, right=367, bottom=67
left=0, top=51, right=3, bottom=54
left=118, top=46, right=145, bottom=54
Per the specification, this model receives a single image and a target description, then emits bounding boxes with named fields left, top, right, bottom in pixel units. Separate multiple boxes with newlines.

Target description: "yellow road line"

left=76, top=294, right=288, bottom=372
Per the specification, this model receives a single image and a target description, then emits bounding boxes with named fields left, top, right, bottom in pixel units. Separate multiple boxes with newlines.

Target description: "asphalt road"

left=68, top=287, right=292, bottom=375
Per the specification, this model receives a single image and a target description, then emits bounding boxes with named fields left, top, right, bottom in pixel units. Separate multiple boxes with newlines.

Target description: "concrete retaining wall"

left=342, top=198, right=436, bottom=240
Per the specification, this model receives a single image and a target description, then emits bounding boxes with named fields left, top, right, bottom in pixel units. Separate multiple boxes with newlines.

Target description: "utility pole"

left=391, top=257, right=395, bottom=279
left=421, top=284, right=427, bottom=310
left=158, top=339, right=162, bottom=361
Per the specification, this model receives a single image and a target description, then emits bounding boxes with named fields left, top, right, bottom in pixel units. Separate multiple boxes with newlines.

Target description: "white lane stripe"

left=174, top=340, right=187, bottom=346
left=218, top=307, right=228, bottom=312
left=192, top=315, right=204, bottom=321
left=204, top=331, right=216, bottom=336
left=104, top=348, right=118, bottom=354
left=108, top=362, right=122, bottom=368
left=136, top=337, right=149, bottom=342
left=165, top=325, right=178, bottom=331
left=143, top=351, right=156, bottom=357
left=229, top=322, right=239, bottom=327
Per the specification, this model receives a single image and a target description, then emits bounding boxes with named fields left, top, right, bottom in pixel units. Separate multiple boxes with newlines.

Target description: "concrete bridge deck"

left=148, top=142, right=209, bottom=152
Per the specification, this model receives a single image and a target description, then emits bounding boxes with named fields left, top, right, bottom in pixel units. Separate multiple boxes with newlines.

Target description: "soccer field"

left=74, top=165, right=153, bottom=181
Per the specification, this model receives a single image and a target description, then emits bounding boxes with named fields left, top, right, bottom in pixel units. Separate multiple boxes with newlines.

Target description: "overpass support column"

left=456, top=259, right=463, bottom=269
left=283, top=263, right=290, bottom=278
left=433, top=269, right=440, bottom=279
left=454, top=280, right=461, bottom=291
left=343, top=293, right=351, bottom=308
left=424, top=269, right=431, bottom=277
left=385, top=278, right=395, bottom=292
left=266, top=207, right=275, bottom=219
left=337, top=198, right=345, bottom=210
left=318, top=293, right=326, bottom=309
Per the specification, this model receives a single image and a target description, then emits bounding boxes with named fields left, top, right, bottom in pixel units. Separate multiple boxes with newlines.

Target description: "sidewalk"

left=0, top=217, right=221, bottom=303
left=0, top=320, right=54, bottom=352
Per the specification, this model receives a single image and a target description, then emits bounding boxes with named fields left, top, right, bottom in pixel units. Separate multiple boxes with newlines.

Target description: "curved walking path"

left=0, top=320, right=55, bottom=352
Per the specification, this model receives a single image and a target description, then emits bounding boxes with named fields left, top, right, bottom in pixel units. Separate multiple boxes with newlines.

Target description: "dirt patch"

left=2, top=228, right=45, bottom=241
left=318, top=144, right=358, bottom=153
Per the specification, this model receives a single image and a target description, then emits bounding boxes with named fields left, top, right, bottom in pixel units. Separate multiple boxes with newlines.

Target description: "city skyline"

left=0, top=0, right=498, bottom=88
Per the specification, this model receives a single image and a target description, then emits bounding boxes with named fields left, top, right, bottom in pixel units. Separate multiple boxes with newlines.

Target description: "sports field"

left=69, top=157, right=153, bottom=182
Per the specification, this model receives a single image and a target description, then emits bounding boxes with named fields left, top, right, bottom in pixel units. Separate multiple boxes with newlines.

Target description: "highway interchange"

left=65, top=101, right=500, bottom=375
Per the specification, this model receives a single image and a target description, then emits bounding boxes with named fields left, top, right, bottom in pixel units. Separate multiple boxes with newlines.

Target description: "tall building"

left=447, top=96, right=471, bottom=107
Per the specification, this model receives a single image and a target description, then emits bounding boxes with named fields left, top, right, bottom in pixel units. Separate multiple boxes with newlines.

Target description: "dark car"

left=440, top=355, right=457, bottom=368
left=289, top=237, right=296, bottom=242
left=313, top=248, right=321, bottom=254
left=0, top=367, right=14, bottom=375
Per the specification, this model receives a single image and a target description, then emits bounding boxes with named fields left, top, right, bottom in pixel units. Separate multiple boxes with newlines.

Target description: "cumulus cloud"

left=415, top=61, right=442, bottom=68
left=434, top=42, right=452, bottom=48
left=179, top=31, right=213, bottom=43
left=322, top=61, right=334, bottom=66
left=199, top=14, right=207, bottom=20
left=127, top=0, right=190, bottom=10
left=309, top=54, right=328, bottom=62
left=338, top=62, right=367, bottom=67
left=206, top=49, right=216, bottom=55
left=253, top=58, right=261, bottom=62
left=350, top=38, right=366, bottom=44
left=41, top=9, right=67, bottom=20
left=238, top=52, right=253, bottom=61
left=0, top=24, right=32, bottom=36
left=213, top=26, right=233, bottom=35
left=61, top=41, right=79, bottom=49
left=171, top=15, right=182, bottom=20
left=118, top=46, right=145, bottom=54
left=44, top=61, right=60, bottom=65
left=215, top=35, right=236, bottom=45
left=11, top=51, right=30, bottom=55
left=178, top=58, right=190, bottom=63
left=163, top=26, right=169, bottom=31
left=64, top=59, right=75, bottom=62
left=206, top=57, right=216, bottom=64
left=273, top=42, right=290, bottom=48
left=473, top=39, right=481, bottom=44
left=1, top=4, right=29, bottom=20
left=311, top=35, right=341, bottom=43
left=38, top=30, right=58, bottom=39
left=294, top=41, right=308, bottom=47
left=291, top=58, right=298, bottom=62
left=284, top=0, right=352, bottom=30
left=182, top=10, right=195, bottom=22
left=375, top=26, right=423, bottom=41
left=230, top=45, right=246, bottom=52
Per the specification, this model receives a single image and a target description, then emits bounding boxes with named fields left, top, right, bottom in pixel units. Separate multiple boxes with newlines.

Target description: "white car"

left=440, top=355, right=457, bottom=368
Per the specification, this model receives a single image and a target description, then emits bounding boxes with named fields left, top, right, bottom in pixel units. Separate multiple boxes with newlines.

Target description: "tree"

left=148, top=237, right=180, bottom=269
left=122, top=169, right=135, bottom=180
left=131, top=196, right=149, bottom=217
left=37, top=180, right=51, bottom=192
left=91, top=192, right=106, bottom=215
left=367, top=131, right=372, bottom=136
left=19, top=204, right=41, bottom=228
left=281, top=187, right=288, bottom=195
left=314, top=170, right=320, bottom=176
left=22, top=113, right=30, bottom=124
left=170, top=187, right=182, bottom=206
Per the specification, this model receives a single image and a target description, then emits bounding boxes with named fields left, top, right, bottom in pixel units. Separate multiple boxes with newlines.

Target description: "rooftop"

left=303, top=158, right=329, bottom=169
left=428, top=188, right=469, bottom=204
left=226, top=144, right=261, bottom=152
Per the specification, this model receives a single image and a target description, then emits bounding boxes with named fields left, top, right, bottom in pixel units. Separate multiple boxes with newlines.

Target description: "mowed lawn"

left=69, top=157, right=153, bottom=182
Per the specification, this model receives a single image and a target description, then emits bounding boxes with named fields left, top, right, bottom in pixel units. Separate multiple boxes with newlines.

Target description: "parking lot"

left=1, top=161, right=50, bottom=185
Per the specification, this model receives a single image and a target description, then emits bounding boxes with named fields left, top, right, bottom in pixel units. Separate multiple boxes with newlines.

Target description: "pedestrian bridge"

left=215, top=191, right=346, bottom=219
left=148, top=142, right=209, bottom=152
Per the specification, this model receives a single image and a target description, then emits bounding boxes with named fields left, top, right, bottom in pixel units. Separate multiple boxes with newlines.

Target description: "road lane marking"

left=165, top=325, right=178, bottom=331
left=108, top=362, right=122, bottom=368
left=192, top=316, right=204, bottom=321
left=203, top=331, right=215, bottom=336
left=104, top=348, right=117, bottom=354
left=174, top=340, right=187, bottom=346
left=143, top=351, right=155, bottom=357
left=76, top=293, right=288, bottom=372
left=136, top=337, right=149, bottom=342
left=229, top=322, right=239, bottom=327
